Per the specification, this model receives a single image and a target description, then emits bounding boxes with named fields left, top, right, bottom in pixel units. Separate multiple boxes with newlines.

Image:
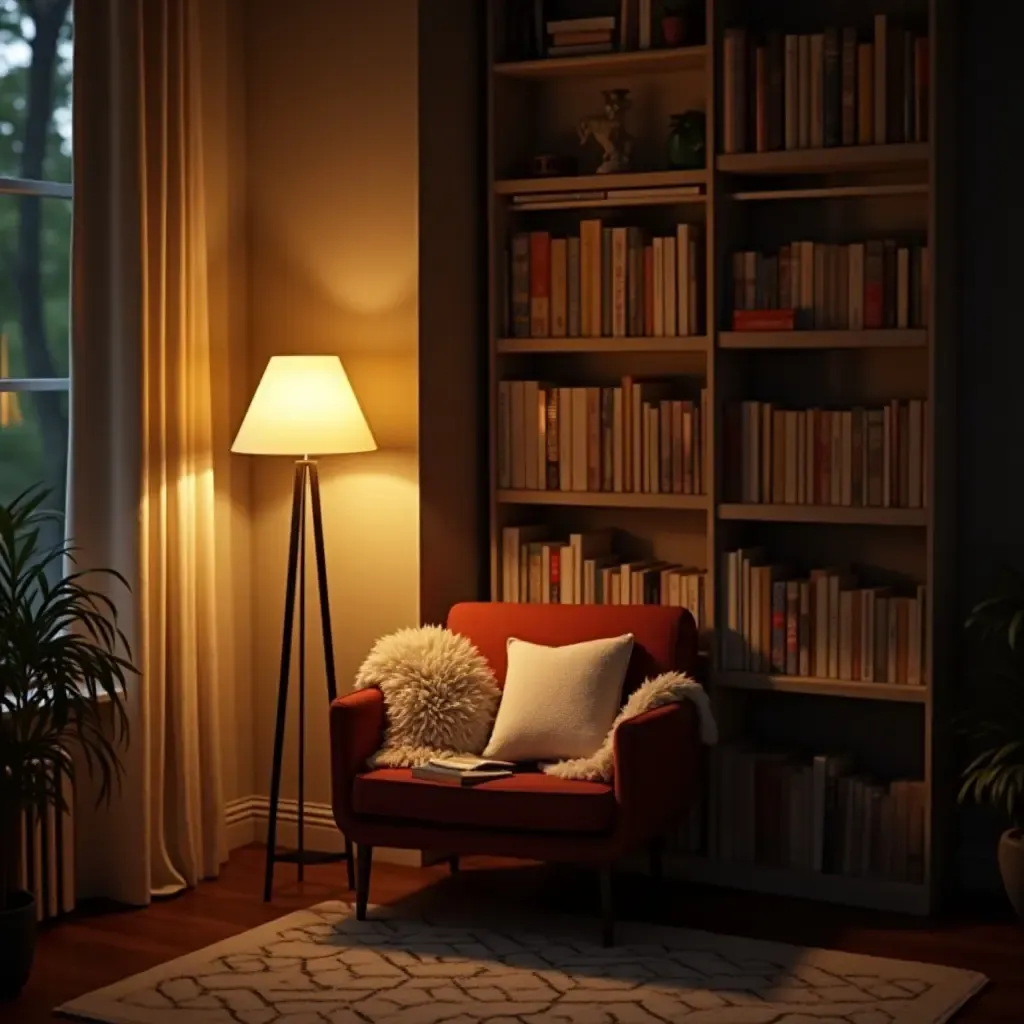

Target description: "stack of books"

left=724, top=399, right=928, bottom=509
left=730, top=240, right=929, bottom=331
left=411, top=756, right=515, bottom=786
left=721, top=548, right=926, bottom=687
left=711, top=744, right=926, bottom=884
left=502, top=525, right=707, bottom=625
left=498, top=377, right=708, bottom=496
left=546, top=16, right=616, bottom=57
left=722, top=15, right=929, bottom=153
left=505, top=224, right=703, bottom=339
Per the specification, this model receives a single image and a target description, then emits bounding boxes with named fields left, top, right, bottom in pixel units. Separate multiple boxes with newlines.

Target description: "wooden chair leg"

left=448, top=855, right=460, bottom=873
left=345, top=836, right=356, bottom=891
left=649, top=837, right=664, bottom=881
left=355, top=844, right=373, bottom=921
left=599, top=864, right=614, bottom=947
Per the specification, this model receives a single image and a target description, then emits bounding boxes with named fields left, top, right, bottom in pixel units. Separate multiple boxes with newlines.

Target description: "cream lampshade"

left=232, top=355, right=377, bottom=457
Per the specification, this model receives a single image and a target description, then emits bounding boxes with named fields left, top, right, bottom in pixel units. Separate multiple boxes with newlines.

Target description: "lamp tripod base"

left=263, top=458, right=355, bottom=900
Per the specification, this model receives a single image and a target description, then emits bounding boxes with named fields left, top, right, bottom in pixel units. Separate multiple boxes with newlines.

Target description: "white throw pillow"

left=483, top=634, right=634, bottom=762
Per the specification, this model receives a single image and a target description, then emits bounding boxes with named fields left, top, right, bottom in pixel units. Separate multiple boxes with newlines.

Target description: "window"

left=0, top=1, right=73, bottom=528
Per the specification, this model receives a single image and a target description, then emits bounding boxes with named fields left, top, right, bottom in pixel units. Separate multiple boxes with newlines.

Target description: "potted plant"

left=959, top=570, right=1024, bottom=919
left=0, top=487, right=134, bottom=999
left=660, top=0, right=688, bottom=48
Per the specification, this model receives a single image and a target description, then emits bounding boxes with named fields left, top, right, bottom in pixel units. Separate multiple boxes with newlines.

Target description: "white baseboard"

left=224, top=795, right=432, bottom=867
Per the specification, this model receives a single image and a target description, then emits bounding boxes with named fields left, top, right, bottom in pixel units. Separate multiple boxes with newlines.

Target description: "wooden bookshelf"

left=716, top=142, right=929, bottom=176
left=718, top=329, right=927, bottom=350
left=494, top=45, right=707, bottom=79
left=731, top=183, right=929, bottom=202
left=485, top=0, right=953, bottom=915
left=717, top=671, right=928, bottom=703
left=498, top=335, right=710, bottom=355
left=664, top=855, right=930, bottom=915
left=498, top=490, right=709, bottom=512
left=718, top=503, right=927, bottom=527
left=495, top=169, right=708, bottom=196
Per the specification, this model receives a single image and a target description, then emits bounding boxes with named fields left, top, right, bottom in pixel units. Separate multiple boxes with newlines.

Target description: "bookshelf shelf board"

left=731, top=183, right=928, bottom=202
left=493, top=45, right=707, bottom=79
left=498, top=335, right=710, bottom=355
left=717, top=671, right=927, bottom=703
left=496, top=169, right=707, bottom=196
left=718, top=329, right=928, bottom=350
left=718, top=504, right=927, bottom=527
left=662, top=855, right=929, bottom=915
left=716, top=143, right=929, bottom=176
left=510, top=193, right=706, bottom=212
left=498, top=490, right=709, bottom=511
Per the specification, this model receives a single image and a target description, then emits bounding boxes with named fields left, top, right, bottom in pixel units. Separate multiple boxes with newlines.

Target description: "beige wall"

left=204, top=0, right=255, bottom=815
left=244, top=0, right=422, bottom=811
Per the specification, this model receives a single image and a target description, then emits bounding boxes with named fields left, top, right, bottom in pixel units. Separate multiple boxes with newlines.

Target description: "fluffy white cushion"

left=355, top=626, right=501, bottom=768
left=483, top=634, right=634, bottom=762
left=542, top=671, right=718, bottom=783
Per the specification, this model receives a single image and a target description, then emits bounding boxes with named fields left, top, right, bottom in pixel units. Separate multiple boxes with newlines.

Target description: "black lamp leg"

left=309, top=463, right=356, bottom=891
left=263, top=461, right=306, bottom=903
left=308, top=462, right=338, bottom=703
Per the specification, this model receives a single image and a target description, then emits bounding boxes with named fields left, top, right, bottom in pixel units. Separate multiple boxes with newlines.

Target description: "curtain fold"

left=71, top=0, right=229, bottom=903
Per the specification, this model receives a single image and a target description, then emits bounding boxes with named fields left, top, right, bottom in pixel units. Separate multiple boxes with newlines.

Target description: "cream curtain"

left=70, top=0, right=230, bottom=902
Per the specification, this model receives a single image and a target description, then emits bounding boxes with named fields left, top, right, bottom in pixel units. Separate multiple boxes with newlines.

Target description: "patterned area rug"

left=57, top=901, right=986, bottom=1024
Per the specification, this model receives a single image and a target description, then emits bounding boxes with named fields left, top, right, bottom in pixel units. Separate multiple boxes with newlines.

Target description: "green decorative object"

left=668, top=110, right=706, bottom=170
left=958, top=569, right=1024, bottom=919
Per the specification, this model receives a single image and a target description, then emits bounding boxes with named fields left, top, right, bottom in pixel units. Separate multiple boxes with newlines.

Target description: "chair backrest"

left=446, top=602, right=698, bottom=696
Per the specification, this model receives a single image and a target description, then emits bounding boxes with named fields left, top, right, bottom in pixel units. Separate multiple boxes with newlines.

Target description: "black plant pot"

left=0, top=890, right=36, bottom=1000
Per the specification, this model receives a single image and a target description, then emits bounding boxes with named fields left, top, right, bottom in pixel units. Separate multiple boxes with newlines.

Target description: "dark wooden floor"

left=13, top=844, right=1023, bottom=1021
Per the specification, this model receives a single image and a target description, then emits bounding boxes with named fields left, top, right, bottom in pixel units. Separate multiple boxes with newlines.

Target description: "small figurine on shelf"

left=578, top=89, right=633, bottom=175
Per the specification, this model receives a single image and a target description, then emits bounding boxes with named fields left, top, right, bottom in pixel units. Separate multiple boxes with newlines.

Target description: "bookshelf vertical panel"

left=704, top=0, right=719, bottom=641
left=486, top=7, right=501, bottom=601
left=925, top=0, right=958, bottom=912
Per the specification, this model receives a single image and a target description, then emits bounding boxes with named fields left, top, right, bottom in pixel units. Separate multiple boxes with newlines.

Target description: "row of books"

left=730, top=242, right=929, bottom=332
left=721, top=549, right=926, bottom=687
left=498, top=379, right=708, bottom=496
left=711, top=745, right=926, bottom=883
left=501, top=525, right=708, bottom=627
left=505, top=224, right=704, bottom=340
left=545, top=15, right=617, bottom=57
left=723, top=400, right=928, bottom=510
left=722, top=16, right=928, bottom=154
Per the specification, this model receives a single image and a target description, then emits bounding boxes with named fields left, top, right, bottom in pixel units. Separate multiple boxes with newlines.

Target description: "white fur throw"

left=542, top=671, right=718, bottom=783
left=355, top=626, right=501, bottom=768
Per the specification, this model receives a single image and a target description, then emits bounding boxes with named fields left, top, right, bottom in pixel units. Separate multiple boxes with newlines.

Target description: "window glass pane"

left=0, top=387, right=67, bottom=519
left=0, top=193, right=70, bottom=377
left=0, top=1, right=73, bottom=182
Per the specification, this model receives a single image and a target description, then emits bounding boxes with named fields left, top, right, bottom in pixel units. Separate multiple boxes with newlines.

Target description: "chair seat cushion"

left=352, top=768, right=615, bottom=834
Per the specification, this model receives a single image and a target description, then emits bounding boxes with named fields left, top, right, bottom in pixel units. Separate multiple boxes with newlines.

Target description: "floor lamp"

left=232, top=355, right=377, bottom=901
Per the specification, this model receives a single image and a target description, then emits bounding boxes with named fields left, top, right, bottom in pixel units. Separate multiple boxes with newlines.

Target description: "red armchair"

left=330, top=602, right=701, bottom=943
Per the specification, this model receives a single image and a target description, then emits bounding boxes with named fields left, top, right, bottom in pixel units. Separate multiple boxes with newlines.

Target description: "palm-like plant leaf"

left=960, top=573, right=1024, bottom=830
left=0, top=485, right=135, bottom=910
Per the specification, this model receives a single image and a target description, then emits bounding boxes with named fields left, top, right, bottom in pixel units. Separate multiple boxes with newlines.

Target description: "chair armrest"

left=329, top=688, right=386, bottom=828
left=613, top=700, right=700, bottom=846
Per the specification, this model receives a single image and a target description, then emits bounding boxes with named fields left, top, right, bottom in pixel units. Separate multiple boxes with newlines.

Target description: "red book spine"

left=529, top=231, right=551, bottom=337
left=732, top=308, right=796, bottom=331
left=549, top=548, right=560, bottom=603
